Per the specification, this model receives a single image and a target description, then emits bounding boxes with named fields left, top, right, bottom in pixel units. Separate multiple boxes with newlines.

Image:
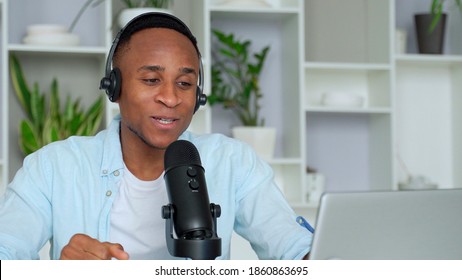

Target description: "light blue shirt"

left=0, top=116, right=312, bottom=260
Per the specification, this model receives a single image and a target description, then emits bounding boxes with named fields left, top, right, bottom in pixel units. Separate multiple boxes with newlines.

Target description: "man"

left=0, top=13, right=312, bottom=260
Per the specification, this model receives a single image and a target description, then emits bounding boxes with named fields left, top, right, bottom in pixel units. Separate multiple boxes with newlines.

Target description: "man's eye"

left=178, top=81, right=192, bottom=87
left=143, top=78, right=159, bottom=84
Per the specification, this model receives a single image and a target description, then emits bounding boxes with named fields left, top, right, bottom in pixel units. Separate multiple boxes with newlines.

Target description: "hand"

left=60, top=233, right=129, bottom=260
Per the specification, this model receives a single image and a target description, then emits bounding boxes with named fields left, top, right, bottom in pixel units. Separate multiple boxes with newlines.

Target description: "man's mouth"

left=154, top=117, right=176, bottom=124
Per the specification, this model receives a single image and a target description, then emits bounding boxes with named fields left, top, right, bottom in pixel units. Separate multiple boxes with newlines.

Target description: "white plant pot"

left=118, top=8, right=173, bottom=28
left=232, top=126, right=276, bottom=161
left=23, top=24, right=80, bottom=46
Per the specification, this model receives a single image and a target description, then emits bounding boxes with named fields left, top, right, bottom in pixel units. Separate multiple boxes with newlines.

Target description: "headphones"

left=99, top=12, right=207, bottom=113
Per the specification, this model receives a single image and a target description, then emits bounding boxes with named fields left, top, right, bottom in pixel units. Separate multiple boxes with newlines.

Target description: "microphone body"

left=164, top=140, right=214, bottom=240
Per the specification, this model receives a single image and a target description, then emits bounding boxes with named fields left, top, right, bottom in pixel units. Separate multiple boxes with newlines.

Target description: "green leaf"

left=50, top=126, right=60, bottom=142
left=77, top=96, right=104, bottom=136
left=219, top=49, right=235, bottom=59
left=50, top=78, right=61, bottom=122
left=9, top=54, right=32, bottom=118
left=10, top=56, right=104, bottom=156
left=30, top=83, right=45, bottom=131
left=45, top=117, right=60, bottom=144
left=86, top=96, right=104, bottom=134
left=70, top=112, right=84, bottom=136
left=19, top=120, right=40, bottom=155
left=211, top=29, right=270, bottom=126
left=41, top=117, right=54, bottom=146
left=427, top=0, right=459, bottom=33
left=64, top=96, right=74, bottom=125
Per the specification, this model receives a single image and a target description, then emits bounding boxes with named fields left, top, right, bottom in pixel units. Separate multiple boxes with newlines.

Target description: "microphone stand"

left=162, top=203, right=222, bottom=260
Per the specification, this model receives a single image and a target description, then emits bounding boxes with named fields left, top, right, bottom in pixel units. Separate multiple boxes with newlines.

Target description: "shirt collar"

left=99, top=114, right=195, bottom=177
left=100, top=114, right=124, bottom=176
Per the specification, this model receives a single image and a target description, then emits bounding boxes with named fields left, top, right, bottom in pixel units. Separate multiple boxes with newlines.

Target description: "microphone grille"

left=164, top=140, right=202, bottom=171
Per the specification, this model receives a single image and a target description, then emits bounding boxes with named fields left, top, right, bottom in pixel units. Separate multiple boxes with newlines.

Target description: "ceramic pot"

left=232, top=126, right=276, bottom=161
left=415, top=13, right=447, bottom=54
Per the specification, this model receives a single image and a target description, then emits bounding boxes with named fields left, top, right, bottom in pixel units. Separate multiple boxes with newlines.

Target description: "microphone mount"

left=162, top=203, right=222, bottom=260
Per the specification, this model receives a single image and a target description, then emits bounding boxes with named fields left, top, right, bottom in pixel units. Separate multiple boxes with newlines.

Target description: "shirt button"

left=106, top=190, right=112, bottom=197
left=114, top=170, right=120, bottom=176
left=102, top=170, right=108, bottom=175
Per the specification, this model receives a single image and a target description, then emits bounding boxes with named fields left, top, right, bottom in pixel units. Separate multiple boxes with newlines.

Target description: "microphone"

left=162, top=140, right=221, bottom=259
left=163, top=139, right=213, bottom=239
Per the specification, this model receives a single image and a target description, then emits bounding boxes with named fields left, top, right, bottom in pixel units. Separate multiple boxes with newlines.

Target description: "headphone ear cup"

left=103, top=68, right=121, bottom=102
left=194, top=87, right=207, bottom=113
left=99, top=76, right=112, bottom=97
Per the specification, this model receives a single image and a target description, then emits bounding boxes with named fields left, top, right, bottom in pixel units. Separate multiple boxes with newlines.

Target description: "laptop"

left=309, top=189, right=462, bottom=259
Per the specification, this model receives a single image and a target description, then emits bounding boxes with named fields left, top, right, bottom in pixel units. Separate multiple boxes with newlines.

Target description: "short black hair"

left=113, top=12, right=201, bottom=64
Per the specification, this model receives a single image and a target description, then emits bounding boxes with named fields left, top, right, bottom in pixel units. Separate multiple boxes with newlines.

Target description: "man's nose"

left=156, top=82, right=181, bottom=108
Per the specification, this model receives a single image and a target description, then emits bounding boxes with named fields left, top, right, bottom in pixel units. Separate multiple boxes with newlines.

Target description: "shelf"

left=304, top=66, right=391, bottom=109
left=304, top=62, right=391, bottom=71
left=209, top=0, right=301, bottom=12
left=210, top=9, right=299, bottom=21
left=8, top=44, right=107, bottom=57
left=209, top=0, right=301, bottom=21
left=396, top=54, right=462, bottom=67
left=210, top=5, right=300, bottom=13
left=305, top=106, right=392, bottom=114
left=268, top=157, right=303, bottom=165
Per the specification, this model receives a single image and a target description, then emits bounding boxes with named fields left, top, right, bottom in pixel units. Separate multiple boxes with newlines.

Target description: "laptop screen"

left=309, top=189, right=462, bottom=260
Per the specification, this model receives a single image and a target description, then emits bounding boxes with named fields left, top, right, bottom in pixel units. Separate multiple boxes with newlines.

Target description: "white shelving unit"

left=1, top=0, right=462, bottom=258
left=208, top=0, right=305, bottom=207
left=394, top=0, right=462, bottom=190
left=394, top=55, right=462, bottom=189
left=1, top=0, right=111, bottom=194
left=206, top=0, right=304, bottom=259
left=302, top=0, right=393, bottom=202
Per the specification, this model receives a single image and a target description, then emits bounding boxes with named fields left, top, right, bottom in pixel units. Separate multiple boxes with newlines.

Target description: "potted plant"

left=415, top=0, right=462, bottom=54
left=9, top=54, right=104, bottom=156
left=210, top=29, right=275, bottom=160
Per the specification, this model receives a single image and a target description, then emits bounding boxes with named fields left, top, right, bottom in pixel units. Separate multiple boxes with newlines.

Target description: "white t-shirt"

left=109, top=165, right=177, bottom=259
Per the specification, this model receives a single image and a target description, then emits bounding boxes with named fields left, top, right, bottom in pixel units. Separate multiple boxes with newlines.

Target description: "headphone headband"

left=100, top=12, right=206, bottom=112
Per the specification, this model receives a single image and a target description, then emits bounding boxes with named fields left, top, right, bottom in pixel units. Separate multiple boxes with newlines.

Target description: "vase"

left=232, top=126, right=276, bottom=161
left=395, top=28, right=407, bottom=54
left=415, top=13, right=447, bottom=54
